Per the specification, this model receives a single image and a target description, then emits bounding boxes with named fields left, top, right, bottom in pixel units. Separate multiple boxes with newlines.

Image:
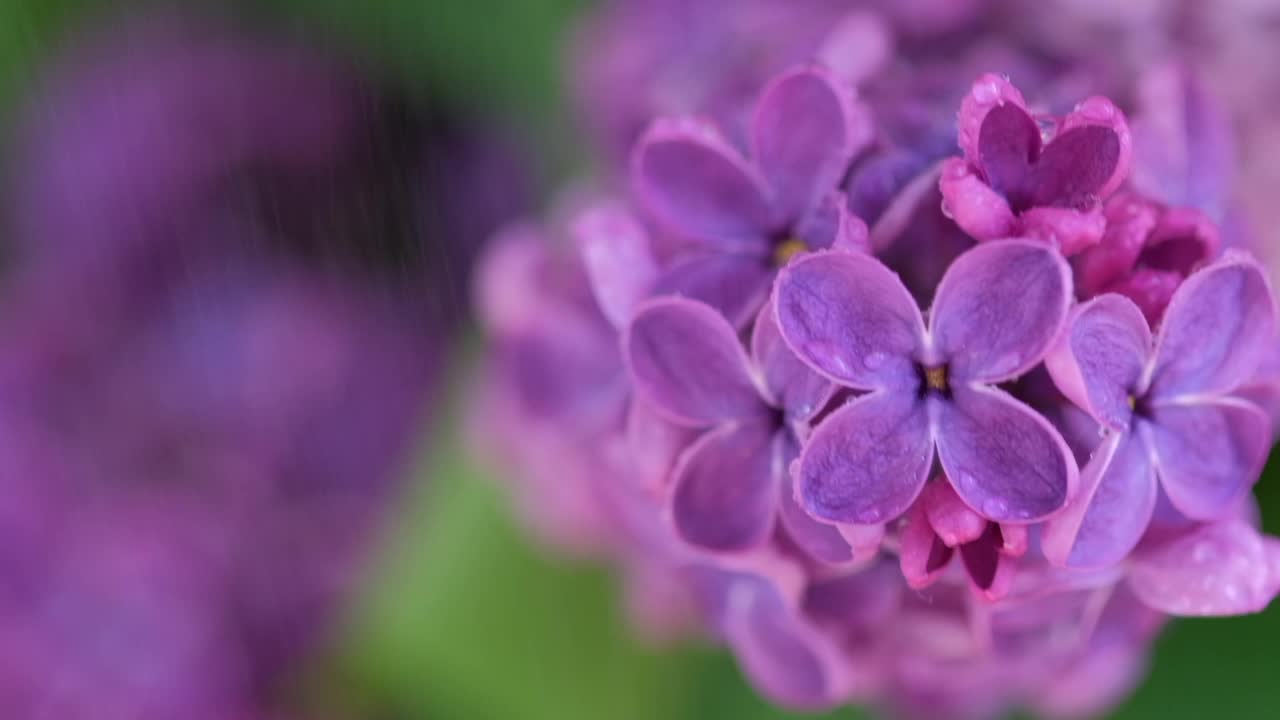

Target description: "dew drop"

left=983, top=497, right=1010, bottom=519
left=864, top=351, right=887, bottom=370
left=973, top=79, right=1001, bottom=104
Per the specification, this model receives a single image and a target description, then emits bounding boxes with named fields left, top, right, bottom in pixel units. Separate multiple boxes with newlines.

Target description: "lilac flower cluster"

left=478, top=2, right=1280, bottom=717
left=0, top=11, right=517, bottom=718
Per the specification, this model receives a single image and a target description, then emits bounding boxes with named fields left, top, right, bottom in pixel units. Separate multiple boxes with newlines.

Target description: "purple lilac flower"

left=938, top=73, right=1133, bottom=256
left=632, top=65, right=872, bottom=325
left=625, top=294, right=888, bottom=562
left=775, top=240, right=1078, bottom=526
left=1042, top=254, right=1276, bottom=568
left=475, top=5, right=1280, bottom=717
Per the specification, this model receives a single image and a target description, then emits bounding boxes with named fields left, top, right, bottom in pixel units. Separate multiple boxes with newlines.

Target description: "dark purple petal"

left=1055, top=96, right=1133, bottom=202
left=1149, top=254, right=1278, bottom=399
left=652, top=252, right=773, bottom=329
left=632, top=117, right=772, bottom=247
left=934, top=385, right=1077, bottom=523
left=774, top=251, right=925, bottom=391
left=1129, top=520, right=1280, bottom=616
left=930, top=240, right=1072, bottom=384
left=958, top=523, right=1015, bottom=599
left=670, top=422, right=779, bottom=552
left=1145, top=398, right=1272, bottom=521
left=1045, top=294, right=1152, bottom=431
left=574, top=203, right=657, bottom=329
left=779, top=473, right=856, bottom=566
left=977, top=102, right=1040, bottom=208
left=1032, top=125, right=1122, bottom=210
left=751, top=296, right=834, bottom=422
left=796, top=390, right=932, bottom=524
left=956, top=74, right=1031, bottom=169
left=625, top=297, right=763, bottom=426
left=1042, top=432, right=1157, bottom=568
left=752, top=66, right=871, bottom=224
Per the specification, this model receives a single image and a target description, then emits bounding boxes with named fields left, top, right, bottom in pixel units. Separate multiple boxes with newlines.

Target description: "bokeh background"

left=0, top=1, right=1277, bottom=719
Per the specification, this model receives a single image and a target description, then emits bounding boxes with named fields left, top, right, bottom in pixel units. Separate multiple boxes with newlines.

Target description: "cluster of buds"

left=476, top=2, right=1280, bottom=717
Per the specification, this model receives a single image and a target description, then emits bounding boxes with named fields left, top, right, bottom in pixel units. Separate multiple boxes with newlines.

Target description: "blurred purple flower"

left=631, top=65, right=872, bottom=325
left=1043, top=256, right=1276, bottom=568
left=776, top=240, right=1077, bottom=526
left=0, top=6, right=523, bottom=714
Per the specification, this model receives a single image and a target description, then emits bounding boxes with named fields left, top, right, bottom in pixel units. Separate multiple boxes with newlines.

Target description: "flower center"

left=773, top=237, right=807, bottom=266
left=917, top=363, right=951, bottom=398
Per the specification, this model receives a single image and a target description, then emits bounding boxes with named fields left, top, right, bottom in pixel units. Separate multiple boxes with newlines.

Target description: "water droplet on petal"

left=982, top=498, right=1009, bottom=519
left=973, top=79, right=1000, bottom=104
left=864, top=351, right=887, bottom=370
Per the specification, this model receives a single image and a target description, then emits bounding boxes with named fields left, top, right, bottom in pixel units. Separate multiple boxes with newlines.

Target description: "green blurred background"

left=2, top=2, right=1277, bottom=718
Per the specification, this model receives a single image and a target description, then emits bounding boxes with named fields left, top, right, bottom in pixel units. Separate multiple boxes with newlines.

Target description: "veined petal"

left=752, top=65, right=871, bottom=225
left=625, top=297, right=762, bottom=426
left=1149, top=253, right=1278, bottom=399
left=1129, top=520, right=1280, bottom=616
left=573, top=202, right=656, bottom=329
left=796, top=390, right=932, bottom=525
left=779, top=473, right=856, bottom=567
left=632, top=117, right=772, bottom=247
left=751, top=295, right=834, bottom=422
left=1145, top=397, right=1272, bottom=521
left=930, top=239, right=1072, bottom=384
left=1044, top=294, right=1151, bottom=432
left=670, top=422, right=779, bottom=552
left=1054, top=95, right=1133, bottom=202
left=935, top=385, right=1077, bottom=523
left=1042, top=432, right=1157, bottom=568
left=774, top=250, right=925, bottom=391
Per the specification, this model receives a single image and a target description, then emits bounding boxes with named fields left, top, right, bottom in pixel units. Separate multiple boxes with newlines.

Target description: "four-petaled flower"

left=939, top=73, right=1132, bottom=256
left=633, top=65, right=872, bottom=325
left=1042, top=253, right=1277, bottom=567
left=775, top=239, right=1079, bottom=527
left=625, top=294, right=884, bottom=562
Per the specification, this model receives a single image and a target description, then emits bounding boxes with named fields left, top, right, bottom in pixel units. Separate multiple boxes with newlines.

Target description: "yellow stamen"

left=774, top=238, right=807, bottom=266
left=925, top=365, right=949, bottom=393
left=1127, top=395, right=1137, bottom=410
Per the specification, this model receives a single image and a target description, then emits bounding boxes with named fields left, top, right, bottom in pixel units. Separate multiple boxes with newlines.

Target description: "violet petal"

left=670, top=421, right=779, bottom=552
left=751, top=295, right=834, bottom=422
left=796, top=390, right=932, bottom=525
left=625, top=297, right=763, bottom=426
left=930, top=239, right=1072, bottom=384
left=1042, top=432, right=1157, bottom=568
left=1145, top=398, right=1272, bottom=521
left=752, top=65, right=870, bottom=225
left=1149, top=254, right=1277, bottom=399
left=632, top=117, right=773, bottom=248
left=774, top=250, right=925, bottom=391
left=935, top=385, right=1076, bottom=523
left=1129, top=520, right=1280, bottom=616
left=1044, top=294, right=1151, bottom=432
